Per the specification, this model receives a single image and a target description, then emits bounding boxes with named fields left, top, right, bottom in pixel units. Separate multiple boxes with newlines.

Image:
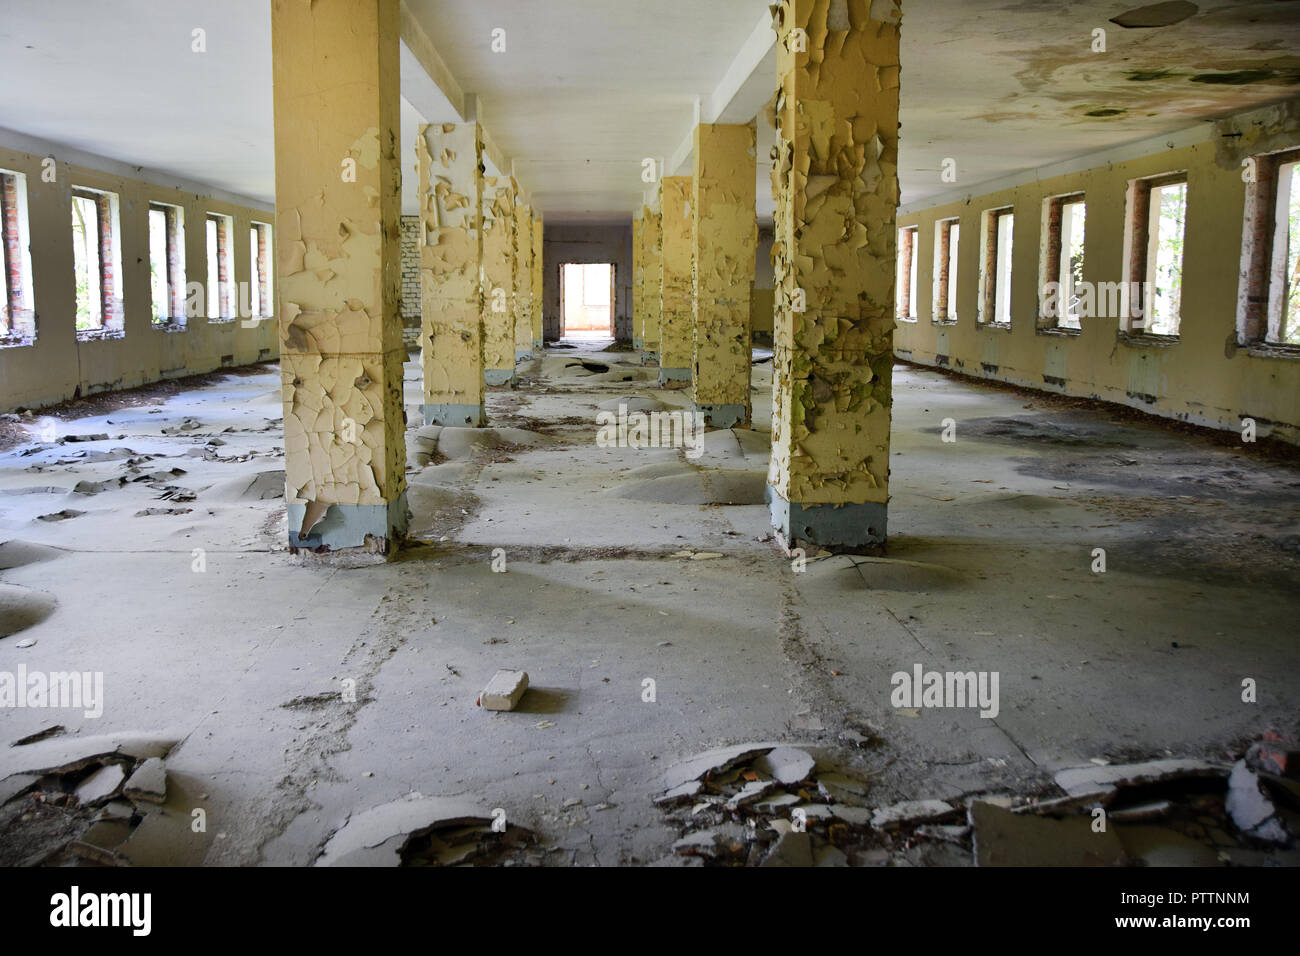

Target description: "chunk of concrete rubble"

left=316, top=795, right=499, bottom=866
left=660, top=741, right=786, bottom=792
left=0, top=773, right=37, bottom=806
left=1226, top=760, right=1289, bottom=844
left=0, top=732, right=178, bottom=781
left=654, top=780, right=702, bottom=806
left=753, top=746, right=815, bottom=785
left=75, top=763, right=126, bottom=805
left=969, top=800, right=1128, bottom=867
left=761, top=829, right=813, bottom=867
left=479, top=669, right=529, bottom=711
left=96, top=799, right=135, bottom=822
left=817, top=772, right=869, bottom=805
left=916, top=824, right=971, bottom=845
left=829, top=804, right=873, bottom=826
left=1012, top=790, right=1113, bottom=814
left=754, top=792, right=802, bottom=813
left=794, top=804, right=833, bottom=821
left=724, top=780, right=775, bottom=810
left=1108, top=799, right=1173, bottom=823
left=871, top=799, right=955, bottom=830
left=123, top=757, right=167, bottom=804
left=813, top=844, right=849, bottom=867
left=1245, top=734, right=1300, bottom=780
left=1054, top=758, right=1226, bottom=797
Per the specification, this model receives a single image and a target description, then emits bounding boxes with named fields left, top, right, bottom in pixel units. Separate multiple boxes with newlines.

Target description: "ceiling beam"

left=666, top=7, right=776, bottom=177
left=709, top=8, right=779, bottom=124
left=399, top=1, right=465, bottom=119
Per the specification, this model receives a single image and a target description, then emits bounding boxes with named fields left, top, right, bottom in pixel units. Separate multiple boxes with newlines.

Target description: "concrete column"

left=767, top=0, right=901, bottom=553
left=271, top=0, right=408, bottom=554
left=531, top=218, right=544, bottom=350
left=632, top=212, right=644, bottom=350
left=417, top=122, right=485, bottom=427
left=482, top=175, right=516, bottom=385
left=692, top=123, right=756, bottom=428
left=642, top=192, right=662, bottom=365
left=514, top=200, right=533, bottom=360
left=658, top=175, right=693, bottom=385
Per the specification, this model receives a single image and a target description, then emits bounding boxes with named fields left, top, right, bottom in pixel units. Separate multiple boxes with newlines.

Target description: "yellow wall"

left=0, top=143, right=278, bottom=411
left=895, top=99, right=1300, bottom=444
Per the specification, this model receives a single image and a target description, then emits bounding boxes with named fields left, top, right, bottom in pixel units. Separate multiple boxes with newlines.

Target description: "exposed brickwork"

left=74, top=187, right=123, bottom=336
left=980, top=208, right=1011, bottom=325
left=1040, top=193, right=1083, bottom=330
left=1240, top=150, right=1299, bottom=345
left=151, top=203, right=185, bottom=326
left=252, top=221, right=271, bottom=317
left=896, top=225, right=915, bottom=319
left=400, top=214, right=420, bottom=348
left=934, top=217, right=955, bottom=323
left=0, top=172, right=31, bottom=342
left=1125, top=181, right=1151, bottom=330
left=210, top=213, right=233, bottom=321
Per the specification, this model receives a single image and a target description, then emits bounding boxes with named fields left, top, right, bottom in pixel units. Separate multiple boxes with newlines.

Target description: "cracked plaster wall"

left=894, top=96, right=1300, bottom=444
left=0, top=143, right=278, bottom=410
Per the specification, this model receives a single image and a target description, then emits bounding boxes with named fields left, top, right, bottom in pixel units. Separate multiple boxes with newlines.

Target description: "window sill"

left=1037, top=325, right=1081, bottom=337
left=931, top=318, right=958, bottom=327
left=1118, top=331, right=1179, bottom=348
left=897, top=315, right=918, bottom=324
left=75, top=329, right=125, bottom=343
left=152, top=320, right=188, bottom=333
left=208, top=316, right=238, bottom=325
left=1244, top=342, right=1300, bottom=361
left=0, top=335, right=35, bottom=349
left=978, top=322, right=1012, bottom=332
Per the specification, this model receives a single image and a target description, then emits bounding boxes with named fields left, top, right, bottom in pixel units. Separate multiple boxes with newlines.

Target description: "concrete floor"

left=1, top=345, right=1297, bottom=865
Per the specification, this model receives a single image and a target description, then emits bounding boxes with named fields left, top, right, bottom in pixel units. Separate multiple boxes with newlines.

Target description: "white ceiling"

left=2, top=0, right=1299, bottom=225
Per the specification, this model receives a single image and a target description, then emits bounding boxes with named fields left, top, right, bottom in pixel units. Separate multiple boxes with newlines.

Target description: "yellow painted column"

left=692, top=123, right=756, bottom=427
left=482, top=175, right=516, bottom=385
left=417, top=122, right=484, bottom=427
left=632, top=211, right=644, bottom=350
left=658, top=175, right=694, bottom=385
left=643, top=192, right=662, bottom=364
left=271, top=0, right=407, bottom=554
left=768, top=0, right=901, bottom=553
left=514, top=200, right=534, bottom=359
left=531, top=218, right=544, bottom=349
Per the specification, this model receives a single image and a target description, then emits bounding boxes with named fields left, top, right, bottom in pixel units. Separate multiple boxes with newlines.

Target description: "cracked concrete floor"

left=0, top=346, right=1297, bottom=865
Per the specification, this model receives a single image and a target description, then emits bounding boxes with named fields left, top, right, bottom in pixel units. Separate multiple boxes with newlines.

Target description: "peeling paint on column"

left=632, top=211, right=644, bottom=350
left=693, top=123, right=757, bottom=427
left=643, top=189, right=662, bottom=362
left=531, top=217, right=544, bottom=349
left=482, top=176, right=516, bottom=385
left=271, top=0, right=408, bottom=554
left=514, top=201, right=534, bottom=359
left=767, top=0, right=901, bottom=552
left=659, top=176, right=693, bottom=384
left=417, top=122, right=485, bottom=427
